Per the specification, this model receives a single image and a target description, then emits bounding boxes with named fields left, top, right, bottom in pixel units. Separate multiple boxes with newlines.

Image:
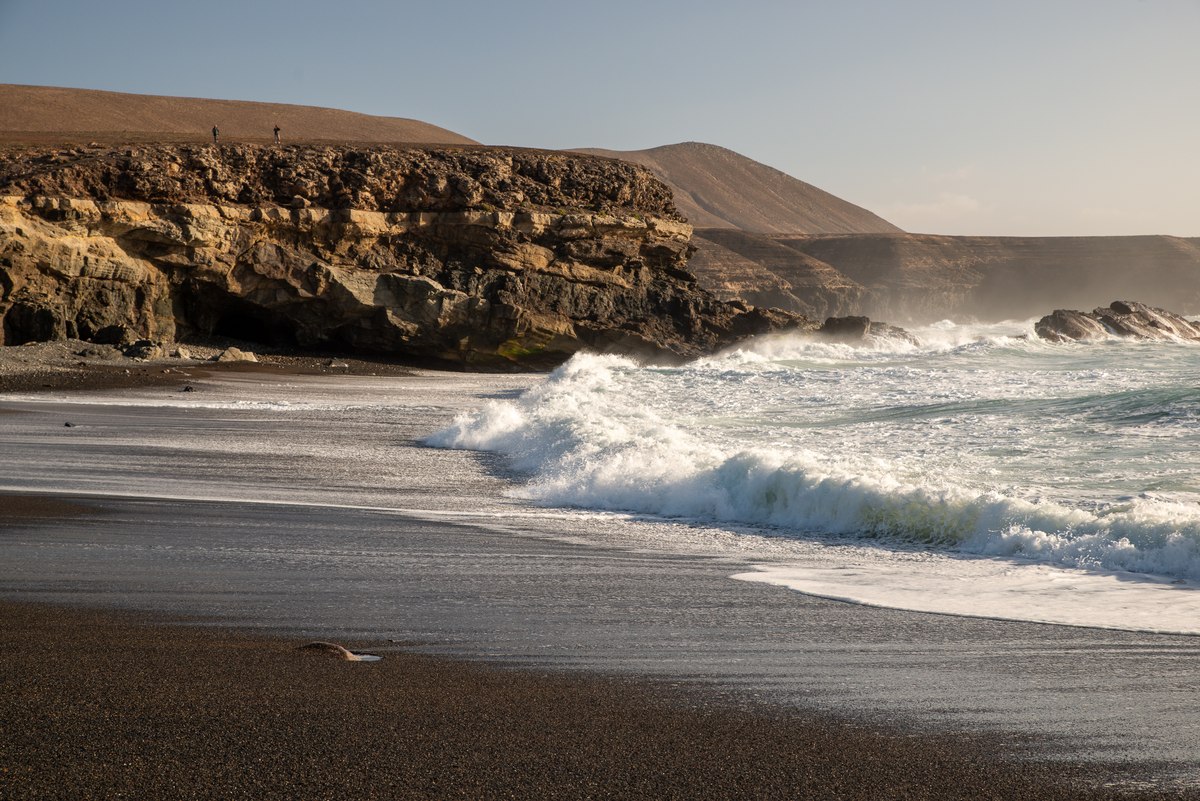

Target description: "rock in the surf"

left=1035, top=301, right=1200, bottom=342
left=816, top=315, right=918, bottom=345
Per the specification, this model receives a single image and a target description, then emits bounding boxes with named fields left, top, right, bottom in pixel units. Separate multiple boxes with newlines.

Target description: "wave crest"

left=426, top=348, right=1200, bottom=580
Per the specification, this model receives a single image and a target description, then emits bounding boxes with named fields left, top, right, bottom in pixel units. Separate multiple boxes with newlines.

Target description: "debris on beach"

left=215, top=347, right=258, bottom=363
left=298, top=641, right=382, bottom=662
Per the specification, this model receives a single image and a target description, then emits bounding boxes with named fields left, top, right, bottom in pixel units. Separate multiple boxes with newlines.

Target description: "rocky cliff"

left=688, top=229, right=867, bottom=318
left=0, top=144, right=808, bottom=367
left=689, top=231, right=1200, bottom=324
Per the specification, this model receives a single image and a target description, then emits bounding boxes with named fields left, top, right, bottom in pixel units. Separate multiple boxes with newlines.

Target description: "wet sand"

left=0, top=599, right=1144, bottom=801
left=0, top=494, right=98, bottom=520
left=4, top=372, right=1200, bottom=798
left=0, top=338, right=420, bottom=395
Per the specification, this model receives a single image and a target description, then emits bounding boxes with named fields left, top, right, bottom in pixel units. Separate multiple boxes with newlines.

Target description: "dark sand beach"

left=0, top=339, right=418, bottom=394
left=3, top=365, right=1200, bottom=800
left=0, top=599, right=1148, bottom=801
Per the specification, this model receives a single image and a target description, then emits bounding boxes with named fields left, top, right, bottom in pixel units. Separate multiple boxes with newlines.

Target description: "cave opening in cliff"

left=181, top=288, right=303, bottom=349
left=211, top=307, right=299, bottom=348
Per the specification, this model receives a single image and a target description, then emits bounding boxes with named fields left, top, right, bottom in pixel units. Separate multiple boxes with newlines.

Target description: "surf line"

left=731, top=566, right=1200, bottom=637
left=0, top=485, right=527, bottom=522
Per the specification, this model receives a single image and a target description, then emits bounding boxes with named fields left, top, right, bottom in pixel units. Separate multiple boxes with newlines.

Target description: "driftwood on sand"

left=298, top=641, right=382, bottom=662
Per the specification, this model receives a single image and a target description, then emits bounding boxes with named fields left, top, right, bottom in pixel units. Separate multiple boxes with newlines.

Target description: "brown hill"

left=576, top=142, right=902, bottom=235
left=689, top=230, right=1200, bottom=324
left=0, top=84, right=478, bottom=146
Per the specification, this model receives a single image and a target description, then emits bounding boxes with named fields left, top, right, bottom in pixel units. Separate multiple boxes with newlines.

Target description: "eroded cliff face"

left=689, top=229, right=866, bottom=318
left=0, top=144, right=807, bottom=366
left=688, top=230, right=1200, bottom=324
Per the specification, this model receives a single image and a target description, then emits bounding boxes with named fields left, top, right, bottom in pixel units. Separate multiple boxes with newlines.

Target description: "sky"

left=1, top=0, right=1197, bottom=236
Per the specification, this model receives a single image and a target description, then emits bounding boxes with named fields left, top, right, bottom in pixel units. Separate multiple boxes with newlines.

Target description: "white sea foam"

left=733, top=556, right=1200, bottom=635
left=428, top=332, right=1200, bottom=602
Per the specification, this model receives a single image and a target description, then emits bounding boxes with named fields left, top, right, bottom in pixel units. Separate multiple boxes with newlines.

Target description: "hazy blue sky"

left=1, top=0, right=1197, bottom=236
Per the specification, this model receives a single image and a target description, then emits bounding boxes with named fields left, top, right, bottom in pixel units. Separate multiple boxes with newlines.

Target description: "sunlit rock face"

left=1034, top=301, right=1200, bottom=342
left=0, top=144, right=812, bottom=367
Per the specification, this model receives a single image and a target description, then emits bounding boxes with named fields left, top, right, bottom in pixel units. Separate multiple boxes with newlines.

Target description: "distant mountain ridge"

left=575, top=142, right=902, bottom=235
left=0, top=84, right=478, bottom=145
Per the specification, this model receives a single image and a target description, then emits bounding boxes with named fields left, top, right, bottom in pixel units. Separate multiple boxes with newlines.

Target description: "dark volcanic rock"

left=817, top=315, right=917, bottom=345
left=1033, top=310, right=1112, bottom=342
left=1095, top=300, right=1200, bottom=339
left=864, top=320, right=920, bottom=344
left=0, top=144, right=814, bottom=367
left=817, top=315, right=871, bottom=340
left=1035, top=301, right=1200, bottom=342
left=0, top=144, right=683, bottom=219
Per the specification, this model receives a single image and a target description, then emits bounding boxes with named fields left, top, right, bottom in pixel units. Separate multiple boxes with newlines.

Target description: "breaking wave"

left=426, top=327, right=1200, bottom=580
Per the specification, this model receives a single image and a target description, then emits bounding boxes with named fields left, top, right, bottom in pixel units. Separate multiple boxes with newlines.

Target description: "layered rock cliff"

left=0, top=144, right=808, bottom=367
left=688, top=229, right=866, bottom=318
left=689, top=231, right=1200, bottom=324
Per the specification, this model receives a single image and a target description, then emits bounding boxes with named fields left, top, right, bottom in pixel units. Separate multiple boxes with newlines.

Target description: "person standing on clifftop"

left=212, top=125, right=219, bottom=144
left=273, top=125, right=280, bottom=144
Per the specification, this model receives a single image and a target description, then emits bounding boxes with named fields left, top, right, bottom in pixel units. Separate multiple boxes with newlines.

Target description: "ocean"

left=430, top=319, right=1200, bottom=634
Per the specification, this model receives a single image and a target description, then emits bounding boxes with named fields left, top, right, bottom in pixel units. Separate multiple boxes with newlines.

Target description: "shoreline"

left=0, top=598, right=1154, bottom=800
left=0, top=338, right=429, bottom=395
left=3, top=487, right=1198, bottom=798
left=5, top=373, right=1200, bottom=797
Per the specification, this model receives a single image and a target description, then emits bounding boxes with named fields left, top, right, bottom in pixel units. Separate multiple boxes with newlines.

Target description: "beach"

left=5, top=5, right=1200, bottom=797
left=2, top=362, right=1200, bottom=798
left=0, top=339, right=419, bottom=395
left=2, top=599, right=1134, bottom=801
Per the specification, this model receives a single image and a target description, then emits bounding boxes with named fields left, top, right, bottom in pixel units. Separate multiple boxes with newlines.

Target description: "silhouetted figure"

left=212, top=125, right=219, bottom=144
left=273, top=125, right=280, bottom=144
